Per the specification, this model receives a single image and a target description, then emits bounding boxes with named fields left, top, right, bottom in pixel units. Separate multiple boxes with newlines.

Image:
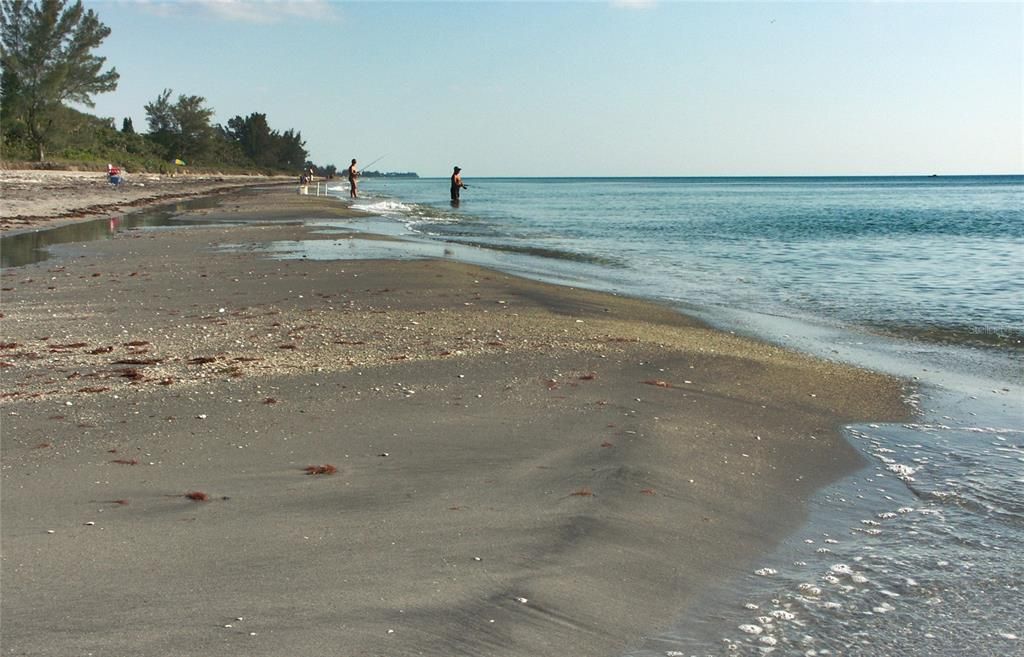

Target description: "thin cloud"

left=610, top=0, right=656, bottom=9
left=132, top=0, right=340, bottom=24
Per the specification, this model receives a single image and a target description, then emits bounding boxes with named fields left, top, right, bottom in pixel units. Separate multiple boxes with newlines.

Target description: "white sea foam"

left=351, top=199, right=415, bottom=216
left=884, top=460, right=917, bottom=480
left=739, top=623, right=763, bottom=634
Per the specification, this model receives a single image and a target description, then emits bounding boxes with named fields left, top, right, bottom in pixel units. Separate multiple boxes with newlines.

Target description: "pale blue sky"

left=80, top=1, right=1021, bottom=177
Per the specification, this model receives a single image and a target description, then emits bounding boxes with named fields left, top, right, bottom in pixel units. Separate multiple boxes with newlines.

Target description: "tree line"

left=1, top=0, right=333, bottom=175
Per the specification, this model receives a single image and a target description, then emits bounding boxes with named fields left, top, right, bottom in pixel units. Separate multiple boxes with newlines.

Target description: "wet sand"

left=0, top=186, right=910, bottom=656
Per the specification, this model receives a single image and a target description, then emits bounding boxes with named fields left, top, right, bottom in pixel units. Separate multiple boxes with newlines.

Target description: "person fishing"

left=347, top=159, right=359, bottom=198
left=450, top=166, right=467, bottom=202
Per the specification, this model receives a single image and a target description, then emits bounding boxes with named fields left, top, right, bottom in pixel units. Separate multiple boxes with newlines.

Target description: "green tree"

left=171, top=93, right=213, bottom=161
left=143, top=87, right=173, bottom=134
left=221, top=112, right=308, bottom=171
left=275, top=128, right=306, bottom=169
left=225, top=112, right=275, bottom=166
left=0, top=0, right=118, bottom=160
left=143, top=88, right=214, bottom=163
left=120, top=116, right=133, bottom=134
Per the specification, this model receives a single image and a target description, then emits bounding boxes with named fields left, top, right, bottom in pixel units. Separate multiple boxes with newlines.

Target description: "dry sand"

left=0, top=168, right=294, bottom=233
left=0, top=186, right=910, bottom=656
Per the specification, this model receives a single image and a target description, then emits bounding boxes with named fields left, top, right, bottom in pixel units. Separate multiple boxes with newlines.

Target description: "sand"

left=0, top=168, right=295, bottom=233
left=0, top=185, right=910, bottom=656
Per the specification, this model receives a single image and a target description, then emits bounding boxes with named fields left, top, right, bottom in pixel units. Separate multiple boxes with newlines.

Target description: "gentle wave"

left=350, top=199, right=416, bottom=216
left=346, top=176, right=1023, bottom=357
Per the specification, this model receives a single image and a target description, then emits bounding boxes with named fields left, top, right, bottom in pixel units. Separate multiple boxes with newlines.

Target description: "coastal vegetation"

left=0, top=0, right=334, bottom=176
left=360, top=170, right=419, bottom=179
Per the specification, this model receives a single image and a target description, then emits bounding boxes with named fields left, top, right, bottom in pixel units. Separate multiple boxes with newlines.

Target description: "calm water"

left=324, top=176, right=1021, bottom=656
left=4, top=176, right=1022, bottom=655
left=348, top=176, right=1023, bottom=349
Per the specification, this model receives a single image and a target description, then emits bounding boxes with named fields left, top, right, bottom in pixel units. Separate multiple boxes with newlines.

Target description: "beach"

left=0, top=168, right=295, bottom=234
left=0, top=185, right=910, bottom=656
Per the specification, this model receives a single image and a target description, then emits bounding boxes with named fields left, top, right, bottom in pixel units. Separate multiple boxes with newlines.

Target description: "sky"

left=78, top=0, right=1022, bottom=177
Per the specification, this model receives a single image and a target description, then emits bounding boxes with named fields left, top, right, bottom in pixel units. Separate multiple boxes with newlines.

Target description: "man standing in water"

left=450, top=166, right=467, bottom=203
left=347, top=159, right=359, bottom=198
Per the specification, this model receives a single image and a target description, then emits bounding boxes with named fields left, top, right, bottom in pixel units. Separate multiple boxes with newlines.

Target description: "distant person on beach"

left=347, top=159, right=359, bottom=198
left=106, top=164, right=123, bottom=186
left=450, top=166, right=466, bottom=202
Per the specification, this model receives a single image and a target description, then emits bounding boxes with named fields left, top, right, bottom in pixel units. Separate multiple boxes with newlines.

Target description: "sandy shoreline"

left=0, top=168, right=297, bottom=234
left=0, top=186, right=910, bottom=656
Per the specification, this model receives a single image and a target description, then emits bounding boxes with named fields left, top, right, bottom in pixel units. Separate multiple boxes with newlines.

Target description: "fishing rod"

left=358, top=154, right=387, bottom=172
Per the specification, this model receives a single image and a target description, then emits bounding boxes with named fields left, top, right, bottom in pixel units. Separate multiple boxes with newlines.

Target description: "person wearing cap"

left=450, top=166, right=467, bottom=201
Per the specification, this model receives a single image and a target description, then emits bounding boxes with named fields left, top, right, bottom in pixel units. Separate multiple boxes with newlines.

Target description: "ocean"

left=2, top=176, right=1021, bottom=655
left=318, top=175, right=1021, bottom=656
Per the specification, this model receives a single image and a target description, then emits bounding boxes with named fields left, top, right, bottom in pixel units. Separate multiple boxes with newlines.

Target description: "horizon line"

left=391, top=173, right=1024, bottom=179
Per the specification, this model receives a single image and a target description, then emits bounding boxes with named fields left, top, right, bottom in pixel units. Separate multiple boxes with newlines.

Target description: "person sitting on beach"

left=107, top=164, right=123, bottom=186
left=347, top=159, right=359, bottom=198
left=450, top=166, right=466, bottom=201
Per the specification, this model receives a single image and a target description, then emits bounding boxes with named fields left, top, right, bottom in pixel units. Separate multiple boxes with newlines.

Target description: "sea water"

left=316, top=176, right=1022, bottom=656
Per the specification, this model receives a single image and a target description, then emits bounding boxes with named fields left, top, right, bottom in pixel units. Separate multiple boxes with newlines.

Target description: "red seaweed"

left=304, top=464, right=338, bottom=475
